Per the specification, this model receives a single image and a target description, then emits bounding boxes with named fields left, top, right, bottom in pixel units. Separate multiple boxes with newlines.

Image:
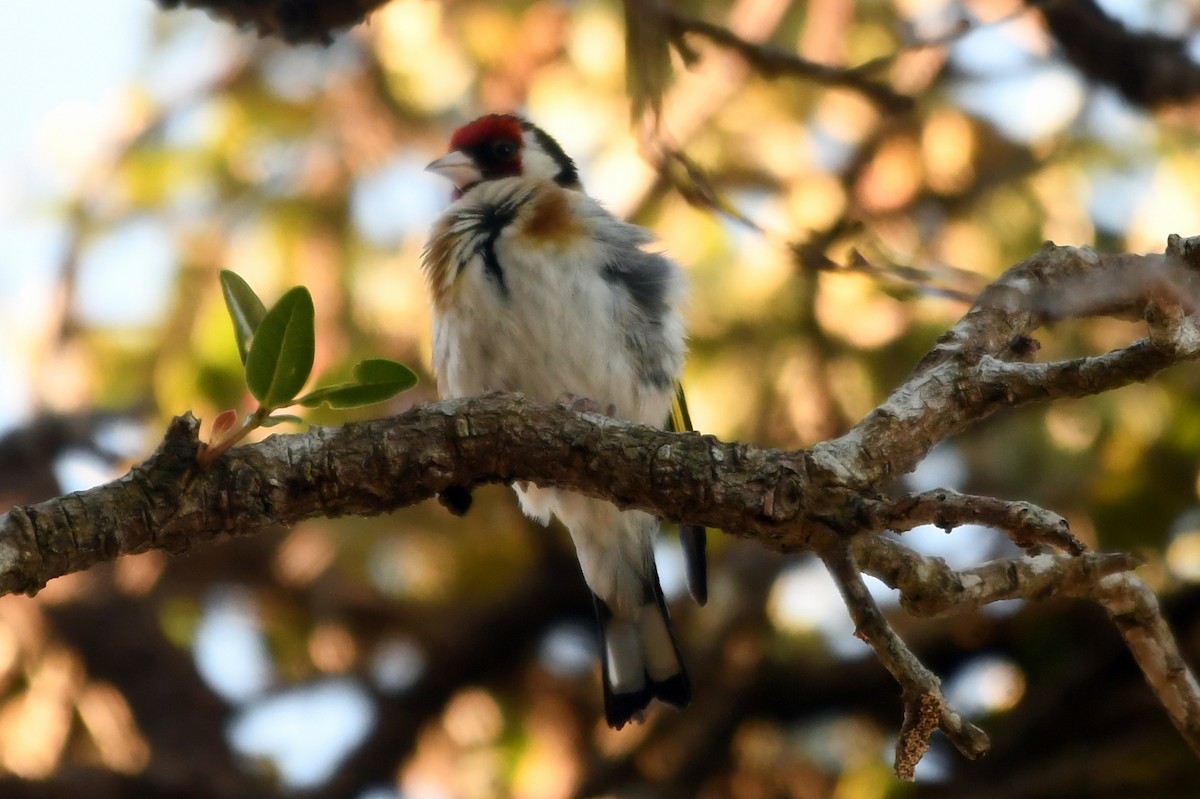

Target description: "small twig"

left=854, top=7, right=1030, bottom=74
left=976, top=341, right=1200, bottom=408
left=843, top=247, right=984, bottom=305
left=662, top=8, right=913, bottom=112
left=867, top=490, right=1085, bottom=553
left=654, top=149, right=764, bottom=231
left=854, top=535, right=1138, bottom=618
left=821, top=542, right=988, bottom=778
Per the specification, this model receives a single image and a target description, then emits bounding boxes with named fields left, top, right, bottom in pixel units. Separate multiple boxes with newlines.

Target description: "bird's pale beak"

left=425, top=150, right=481, bottom=192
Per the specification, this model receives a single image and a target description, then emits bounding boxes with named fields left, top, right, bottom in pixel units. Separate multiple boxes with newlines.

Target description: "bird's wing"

left=669, top=383, right=708, bottom=606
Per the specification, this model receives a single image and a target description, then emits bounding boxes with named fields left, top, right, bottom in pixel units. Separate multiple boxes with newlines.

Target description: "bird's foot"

left=557, top=393, right=617, bottom=417
left=437, top=485, right=474, bottom=516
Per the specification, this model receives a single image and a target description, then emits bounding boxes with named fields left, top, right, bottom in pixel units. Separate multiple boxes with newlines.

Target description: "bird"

left=421, top=113, right=706, bottom=728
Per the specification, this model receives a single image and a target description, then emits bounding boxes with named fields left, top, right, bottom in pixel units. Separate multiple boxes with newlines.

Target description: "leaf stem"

left=197, top=406, right=271, bottom=466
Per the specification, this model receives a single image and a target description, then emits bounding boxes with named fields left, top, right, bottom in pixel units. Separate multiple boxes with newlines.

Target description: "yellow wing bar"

left=670, top=382, right=707, bottom=606
left=669, top=382, right=693, bottom=434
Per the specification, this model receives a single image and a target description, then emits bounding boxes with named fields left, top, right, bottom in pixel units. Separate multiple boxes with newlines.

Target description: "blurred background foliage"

left=3, top=0, right=1200, bottom=796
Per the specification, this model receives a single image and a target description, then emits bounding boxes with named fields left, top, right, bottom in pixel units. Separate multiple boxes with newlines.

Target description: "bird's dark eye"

left=493, top=140, right=518, bottom=159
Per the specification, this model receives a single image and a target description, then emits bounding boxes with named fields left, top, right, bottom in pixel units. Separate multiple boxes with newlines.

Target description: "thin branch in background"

left=1031, top=0, right=1200, bottom=108
left=787, top=121, right=909, bottom=279
left=659, top=1, right=1024, bottom=113
left=661, top=7, right=914, bottom=113
left=655, top=149, right=763, bottom=231
left=154, top=0, right=387, bottom=43
left=619, top=0, right=798, bottom=225
left=854, top=6, right=1031, bottom=74
left=843, top=246, right=984, bottom=305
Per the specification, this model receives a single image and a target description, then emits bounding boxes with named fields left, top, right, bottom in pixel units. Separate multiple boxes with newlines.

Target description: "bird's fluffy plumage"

left=422, top=115, right=700, bottom=728
left=425, top=178, right=686, bottom=420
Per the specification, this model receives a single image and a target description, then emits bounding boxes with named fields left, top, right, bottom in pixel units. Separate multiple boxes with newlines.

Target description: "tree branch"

left=1075, top=573, right=1200, bottom=754
left=1030, top=0, right=1200, bottom=107
left=854, top=534, right=1137, bottom=618
left=154, top=0, right=386, bottom=43
left=5, top=237, right=1200, bottom=777
left=0, top=397, right=847, bottom=599
left=814, top=238, right=1200, bottom=486
left=661, top=7, right=914, bottom=113
left=866, top=490, right=1084, bottom=553
left=821, top=542, right=989, bottom=777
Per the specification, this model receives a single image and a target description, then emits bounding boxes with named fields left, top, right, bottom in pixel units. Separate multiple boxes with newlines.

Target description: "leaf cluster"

left=200, top=271, right=417, bottom=463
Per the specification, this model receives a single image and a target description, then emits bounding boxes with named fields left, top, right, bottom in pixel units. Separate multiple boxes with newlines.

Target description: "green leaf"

left=245, top=286, right=315, bottom=408
left=297, top=358, right=418, bottom=409
left=260, top=413, right=304, bottom=427
left=352, top=358, right=418, bottom=388
left=219, top=270, right=268, bottom=365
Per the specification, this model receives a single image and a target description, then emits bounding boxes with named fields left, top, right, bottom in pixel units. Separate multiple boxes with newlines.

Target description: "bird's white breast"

left=428, top=178, right=686, bottom=428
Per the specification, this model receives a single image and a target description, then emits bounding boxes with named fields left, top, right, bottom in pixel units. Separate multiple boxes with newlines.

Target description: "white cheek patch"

left=522, top=147, right=568, bottom=183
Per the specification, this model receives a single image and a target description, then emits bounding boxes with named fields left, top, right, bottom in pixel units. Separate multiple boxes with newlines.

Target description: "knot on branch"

left=144, top=413, right=203, bottom=474
left=1166, top=233, right=1200, bottom=268
left=1146, top=234, right=1200, bottom=356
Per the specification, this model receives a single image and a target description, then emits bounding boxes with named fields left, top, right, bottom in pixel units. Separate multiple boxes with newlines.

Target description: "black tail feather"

left=592, top=578, right=691, bottom=730
left=680, top=524, right=708, bottom=605
left=603, top=672, right=690, bottom=729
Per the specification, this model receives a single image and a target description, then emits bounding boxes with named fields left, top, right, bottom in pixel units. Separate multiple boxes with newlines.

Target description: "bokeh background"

left=3, top=0, right=1200, bottom=796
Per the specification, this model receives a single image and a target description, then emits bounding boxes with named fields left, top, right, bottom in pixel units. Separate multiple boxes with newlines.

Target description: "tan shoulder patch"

left=421, top=216, right=457, bottom=311
left=519, top=184, right=581, bottom=245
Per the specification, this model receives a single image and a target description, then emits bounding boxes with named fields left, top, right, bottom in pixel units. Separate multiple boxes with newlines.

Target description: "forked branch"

left=3, top=236, right=1200, bottom=776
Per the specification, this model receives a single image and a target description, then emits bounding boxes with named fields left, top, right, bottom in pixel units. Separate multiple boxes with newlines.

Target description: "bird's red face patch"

left=444, top=114, right=526, bottom=190
left=449, top=114, right=524, bottom=152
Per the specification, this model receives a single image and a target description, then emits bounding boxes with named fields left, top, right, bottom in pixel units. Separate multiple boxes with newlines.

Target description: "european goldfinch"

left=422, top=114, right=705, bottom=728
